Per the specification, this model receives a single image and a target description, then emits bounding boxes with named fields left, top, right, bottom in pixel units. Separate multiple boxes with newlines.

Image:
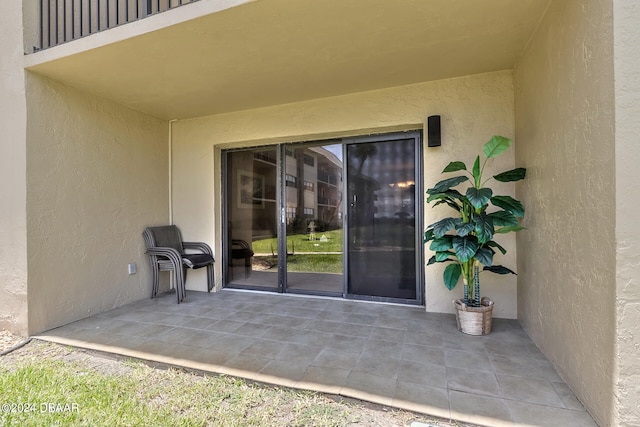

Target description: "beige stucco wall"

left=21, top=0, right=38, bottom=55
left=25, top=73, right=169, bottom=334
left=514, top=0, right=615, bottom=425
left=613, top=1, right=640, bottom=425
left=172, top=70, right=519, bottom=318
left=0, top=2, right=29, bottom=335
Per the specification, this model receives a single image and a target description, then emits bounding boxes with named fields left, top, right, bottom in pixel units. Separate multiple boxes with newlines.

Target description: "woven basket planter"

left=454, top=297, right=494, bottom=336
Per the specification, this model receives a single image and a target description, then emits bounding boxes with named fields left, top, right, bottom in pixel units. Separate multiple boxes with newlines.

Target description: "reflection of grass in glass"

left=252, top=230, right=343, bottom=253
left=255, top=254, right=342, bottom=274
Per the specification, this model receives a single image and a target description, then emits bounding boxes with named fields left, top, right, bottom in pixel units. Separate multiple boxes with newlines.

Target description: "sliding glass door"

left=224, top=147, right=279, bottom=290
left=223, top=131, right=422, bottom=303
left=346, top=136, right=419, bottom=300
left=284, top=143, right=344, bottom=295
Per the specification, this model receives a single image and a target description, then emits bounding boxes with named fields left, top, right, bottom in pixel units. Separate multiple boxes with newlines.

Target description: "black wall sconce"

left=427, top=115, right=441, bottom=147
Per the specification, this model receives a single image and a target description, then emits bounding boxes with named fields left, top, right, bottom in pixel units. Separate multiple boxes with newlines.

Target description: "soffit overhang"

left=25, top=0, right=550, bottom=120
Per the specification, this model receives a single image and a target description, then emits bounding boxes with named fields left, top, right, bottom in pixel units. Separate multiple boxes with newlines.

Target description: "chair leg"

left=206, top=264, right=214, bottom=292
left=174, top=266, right=185, bottom=304
left=182, top=268, right=188, bottom=301
left=151, top=259, right=159, bottom=299
left=244, top=257, right=251, bottom=278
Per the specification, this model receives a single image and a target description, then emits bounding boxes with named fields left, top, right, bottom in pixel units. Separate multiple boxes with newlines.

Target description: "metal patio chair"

left=231, top=239, right=254, bottom=278
left=142, top=225, right=215, bottom=303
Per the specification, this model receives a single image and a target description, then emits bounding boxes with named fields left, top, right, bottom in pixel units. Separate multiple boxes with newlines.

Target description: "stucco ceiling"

left=25, top=0, right=550, bottom=120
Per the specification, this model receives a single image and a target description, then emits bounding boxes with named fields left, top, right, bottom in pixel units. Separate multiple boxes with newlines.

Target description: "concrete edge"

left=32, top=334, right=455, bottom=422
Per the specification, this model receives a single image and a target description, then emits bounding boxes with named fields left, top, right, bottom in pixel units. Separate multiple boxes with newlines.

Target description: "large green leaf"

left=455, top=222, right=475, bottom=237
left=442, top=161, right=467, bottom=173
left=452, top=235, right=479, bottom=262
left=443, top=264, right=462, bottom=290
left=493, top=168, right=526, bottom=182
left=483, top=265, right=517, bottom=275
left=426, top=176, right=469, bottom=195
left=472, top=156, right=481, bottom=185
left=429, top=217, right=463, bottom=238
left=435, top=251, right=455, bottom=262
left=432, top=199, right=462, bottom=212
left=486, top=240, right=507, bottom=255
left=483, top=135, right=512, bottom=159
left=466, top=187, right=493, bottom=209
left=428, top=255, right=455, bottom=265
left=430, top=236, right=453, bottom=251
left=495, top=225, right=526, bottom=234
left=488, top=210, right=518, bottom=227
left=474, top=247, right=494, bottom=267
left=424, top=229, right=434, bottom=243
left=491, top=195, right=525, bottom=217
left=427, top=189, right=464, bottom=203
left=474, top=213, right=494, bottom=244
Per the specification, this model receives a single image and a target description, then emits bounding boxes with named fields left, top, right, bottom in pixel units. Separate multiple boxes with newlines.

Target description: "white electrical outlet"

left=128, top=262, right=137, bottom=275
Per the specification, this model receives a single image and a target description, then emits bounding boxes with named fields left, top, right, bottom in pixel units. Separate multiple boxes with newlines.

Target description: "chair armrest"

left=231, top=239, right=251, bottom=249
left=183, top=241, right=214, bottom=257
left=146, top=247, right=183, bottom=266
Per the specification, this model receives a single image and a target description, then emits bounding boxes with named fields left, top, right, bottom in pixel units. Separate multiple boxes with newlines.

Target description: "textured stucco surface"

left=514, top=1, right=615, bottom=425
left=613, top=1, right=640, bottom=425
left=172, top=71, right=518, bottom=318
left=0, top=2, right=29, bottom=335
left=25, top=74, right=169, bottom=334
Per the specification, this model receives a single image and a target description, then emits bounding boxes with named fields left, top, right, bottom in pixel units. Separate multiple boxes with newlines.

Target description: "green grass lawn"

left=252, top=230, right=343, bottom=254
left=0, top=357, right=358, bottom=427
left=251, top=230, right=344, bottom=274
left=0, top=341, right=468, bottom=427
left=257, top=254, right=343, bottom=274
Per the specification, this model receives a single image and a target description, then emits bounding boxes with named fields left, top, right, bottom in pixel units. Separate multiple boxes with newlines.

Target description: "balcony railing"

left=36, top=0, right=199, bottom=52
left=317, top=197, right=337, bottom=207
left=317, top=172, right=338, bottom=186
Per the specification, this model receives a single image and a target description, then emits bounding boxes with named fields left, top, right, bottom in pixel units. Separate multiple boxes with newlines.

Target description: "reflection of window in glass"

left=318, top=169, right=330, bottom=184
left=286, top=206, right=296, bottom=224
left=253, top=150, right=277, bottom=164
left=285, top=148, right=296, bottom=158
left=304, top=154, right=315, bottom=166
left=304, top=181, right=314, bottom=191
left=304, top=208, right=314, bottom=217
left=285, top=174, right=297, bottom=187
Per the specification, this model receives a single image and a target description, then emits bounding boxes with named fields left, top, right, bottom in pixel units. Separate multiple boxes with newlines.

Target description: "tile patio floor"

left=36, top=290, right=597, bottom=427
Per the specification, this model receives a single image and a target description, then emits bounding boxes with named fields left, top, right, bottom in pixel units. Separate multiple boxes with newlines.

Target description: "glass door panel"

left=346, top=138, right=418, bottom=300
left=285, top=144, right=344, bottom=294
left=225, top=148, right=279, bottom=290
left=224, top=133, right=421, bottom=302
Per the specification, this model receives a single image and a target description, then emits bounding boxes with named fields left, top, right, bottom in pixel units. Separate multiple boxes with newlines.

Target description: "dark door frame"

left=221, top=130, right=424, bottom=305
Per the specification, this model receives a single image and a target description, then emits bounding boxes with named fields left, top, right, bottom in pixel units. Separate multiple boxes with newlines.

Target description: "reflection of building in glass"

left=379, top=180, right=416, bottom=220
left=238, top=146, right=343, bottom=238
left=350, top=139, right=416, bottom=220
left=346, top=139, right=416, bottom=249
left=244, top=142, right=411, bottom=235
left=285, top=145, right=343, bottom=232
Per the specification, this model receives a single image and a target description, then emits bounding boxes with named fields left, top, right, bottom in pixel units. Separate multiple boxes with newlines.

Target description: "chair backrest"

left=143, top=225, right=184, bottom=254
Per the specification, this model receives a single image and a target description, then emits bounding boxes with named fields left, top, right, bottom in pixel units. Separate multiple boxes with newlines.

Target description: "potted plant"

left=424, top=136, right=526, bottom=335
